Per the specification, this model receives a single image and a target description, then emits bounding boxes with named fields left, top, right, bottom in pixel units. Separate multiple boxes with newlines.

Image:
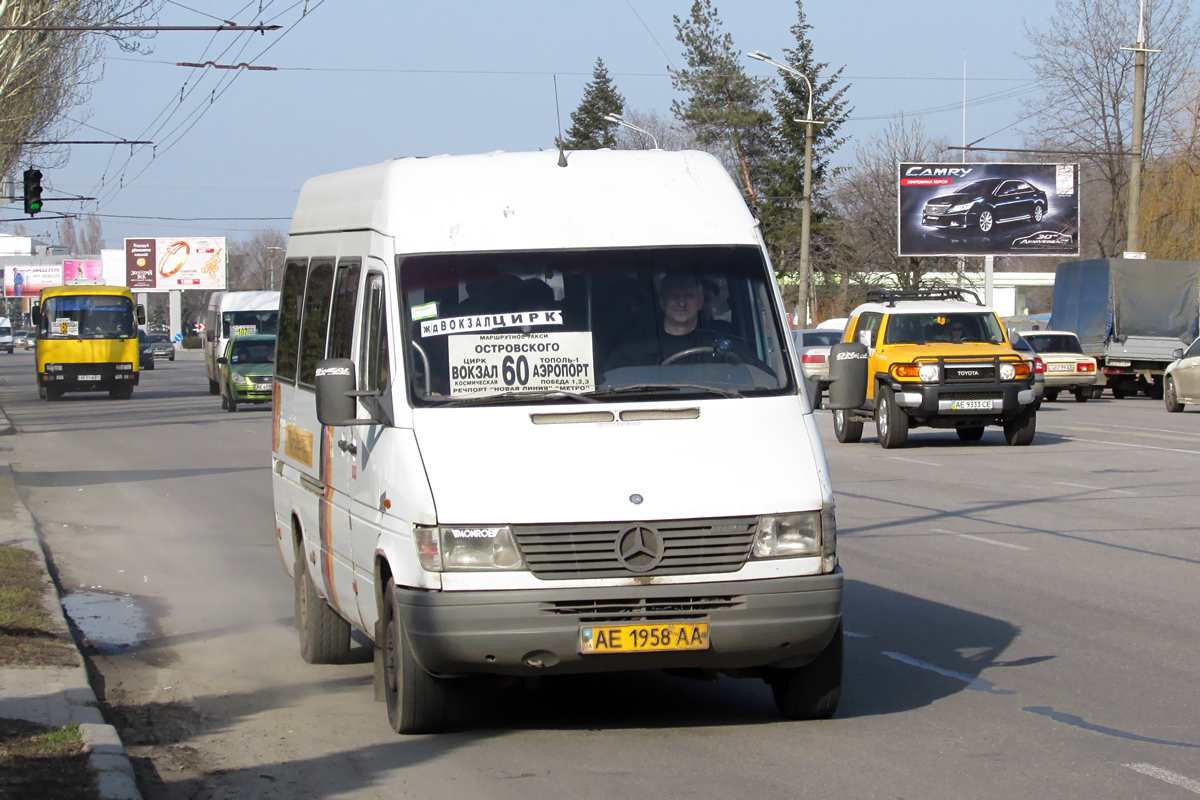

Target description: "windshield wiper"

left=588, top=383, right=744, bottom=400
left=425, top=390, right=601, bottom=407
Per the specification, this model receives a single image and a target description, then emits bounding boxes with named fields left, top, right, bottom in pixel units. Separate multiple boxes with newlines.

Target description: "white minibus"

left=203, top=290, right=279, bottom=394
left=271, top=150, right=843, bottom=733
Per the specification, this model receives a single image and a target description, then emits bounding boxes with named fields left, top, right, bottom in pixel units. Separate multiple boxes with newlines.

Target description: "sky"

left=3, top=0, right=1067, bottom=250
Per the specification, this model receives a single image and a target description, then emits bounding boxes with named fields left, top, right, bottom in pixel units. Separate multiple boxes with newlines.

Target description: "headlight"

left=413, top=525, right=525, bottom=572
left=231, top=372, right=250, bottom=385
left=948, top=202, right=974, bottom=214
left=999, top=363, right=1016, bottom=380
left=918, top=364, right=940, bottom=382
left=752, top=512, right=822, bottom=559
left=116, top=363, right=132, bottom=371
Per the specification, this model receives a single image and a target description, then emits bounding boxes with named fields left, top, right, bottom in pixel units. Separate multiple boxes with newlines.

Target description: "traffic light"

left=23, top=169, right=43, bottom=215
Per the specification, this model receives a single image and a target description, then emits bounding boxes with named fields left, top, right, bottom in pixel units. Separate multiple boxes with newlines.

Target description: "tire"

left=45, top=387, right=60, bottom=401
left=1043, top=389, right=1059, bottom=402
left=1004, top=406, right=1037, bottom=446
left=170, top=356, right=175, bottom=361
left=957, top=426, right=985, bottom=441
left=978, top=209, right=994, bottom=233
left=220, top=393, right=228, bottom=410
left=383, top=581, right=451, bottom=734
left=1091, top=386, right=1104, bottom=399
left=875, top=386, right=908, bottom=449
left=1112, top=385, right=1127, bottom=399
left=833, top=409, right=863, bottom=444
left=227, top=393, right=238, bottom=413
left=1073, top=388, right=1089, bottom=403
left=770, top=622, right=843, bottom=721
left=1164, top=376, right=1184, bottom=413
left=145, top=360, right=154, bottom=371
left=109, top=389, right=120, bottom=399
left=1150, top=381, right=1164, bottom=401
left=1032, top=203, right=1045, bottom=223
left=295, top=548, right=351, bottom=665
left=208, top=378, right=219, bottom=395
left=805, top=377, right=823, bottom=410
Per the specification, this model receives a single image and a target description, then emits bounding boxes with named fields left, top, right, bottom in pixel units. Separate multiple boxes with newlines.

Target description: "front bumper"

left=231, top=380, right=273, bottom=401
left=922, top=210, right=973, bottom=229
left=886, top=378, right=1034, bottom=419
left=40, top=367, right=139, bottom=390
left=397, top=571, right=843, bottom=677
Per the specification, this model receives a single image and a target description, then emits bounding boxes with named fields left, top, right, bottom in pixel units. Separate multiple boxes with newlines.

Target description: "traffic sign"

left=174, top=333, right=183, bottom=342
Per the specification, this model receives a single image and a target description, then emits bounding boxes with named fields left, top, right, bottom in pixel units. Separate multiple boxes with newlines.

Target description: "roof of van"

left=40, top=284, right=132, bottom=299
left=209, top=290, right=279, bottom=312
left=288, top=149, right=760, bottom=252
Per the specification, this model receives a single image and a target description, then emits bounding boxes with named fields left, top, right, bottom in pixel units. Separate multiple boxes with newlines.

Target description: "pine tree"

left=758, top=0, right=852, bottom=287
left=670, top=0, right=773, bottom=200
left=561, top=58, right=626, bottom=150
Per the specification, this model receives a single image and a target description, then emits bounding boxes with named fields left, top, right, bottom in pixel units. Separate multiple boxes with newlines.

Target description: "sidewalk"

left=0, top=403, right=142, bottom=800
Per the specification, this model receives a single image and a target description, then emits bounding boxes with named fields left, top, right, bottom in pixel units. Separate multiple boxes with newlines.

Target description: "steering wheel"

left=662, top=346, right=744, bottom=366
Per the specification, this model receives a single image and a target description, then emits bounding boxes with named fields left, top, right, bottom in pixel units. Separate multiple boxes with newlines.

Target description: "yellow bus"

left=32, top=285, right=145, bottom=401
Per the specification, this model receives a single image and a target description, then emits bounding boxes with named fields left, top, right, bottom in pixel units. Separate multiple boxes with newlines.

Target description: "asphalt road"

left=2, top=350, right=1197, bottom=800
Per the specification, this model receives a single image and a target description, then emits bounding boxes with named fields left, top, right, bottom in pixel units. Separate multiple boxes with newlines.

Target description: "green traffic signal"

left=23, top=169, right=43, bottom=215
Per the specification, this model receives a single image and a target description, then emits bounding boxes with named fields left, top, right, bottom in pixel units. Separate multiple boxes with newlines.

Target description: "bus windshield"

left=222, top=310, right=278, bottom=338
left=40, top=295, right=135, bottom=340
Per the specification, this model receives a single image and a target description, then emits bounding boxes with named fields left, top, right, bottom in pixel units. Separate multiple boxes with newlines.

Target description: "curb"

left=0, top=404, right=13, bottom=436
left=3, top=464, right=143, bottom=800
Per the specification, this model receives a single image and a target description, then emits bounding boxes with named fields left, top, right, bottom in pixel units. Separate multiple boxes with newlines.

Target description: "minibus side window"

left=274, top=259, right=308, bottom=383
left=327, top=258, right=362, bottom=361
left=360, top=273, right=389, bottom=393
left=298, top=259, right=335, bottom=388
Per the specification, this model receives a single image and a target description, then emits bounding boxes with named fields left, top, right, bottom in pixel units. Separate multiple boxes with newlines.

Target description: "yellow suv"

left=829, top=288, right=1038, bottom=448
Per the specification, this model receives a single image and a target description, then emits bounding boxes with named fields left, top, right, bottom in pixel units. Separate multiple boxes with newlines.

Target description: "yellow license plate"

left=580, top=622, right=709, bottom=654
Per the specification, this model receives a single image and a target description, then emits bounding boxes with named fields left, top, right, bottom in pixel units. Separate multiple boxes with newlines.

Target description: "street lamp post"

left=748, top=50, right=823, bottom=328
left=266, top=246, right=285, bottom=291
left=602, top=113, right=660, bottom=150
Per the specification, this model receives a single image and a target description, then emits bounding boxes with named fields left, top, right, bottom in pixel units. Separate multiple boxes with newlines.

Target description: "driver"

left=606, top=273, right=744, bottom=369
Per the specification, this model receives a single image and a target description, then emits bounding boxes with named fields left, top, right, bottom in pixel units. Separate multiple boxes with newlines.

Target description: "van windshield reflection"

left=399, top=246, right=794, bottom=406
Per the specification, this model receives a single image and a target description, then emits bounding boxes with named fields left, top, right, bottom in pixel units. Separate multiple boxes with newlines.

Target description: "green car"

left=218, top=334, right=276, bottom=412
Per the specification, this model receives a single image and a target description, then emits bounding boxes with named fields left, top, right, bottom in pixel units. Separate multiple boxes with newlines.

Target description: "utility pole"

left=1122, top=0, right=1160, bottom=256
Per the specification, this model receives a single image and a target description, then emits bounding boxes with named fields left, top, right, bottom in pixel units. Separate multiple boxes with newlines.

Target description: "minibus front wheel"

left=768, top=622, right=843, bottom=720
left=383, top=582, right=452, bottom=735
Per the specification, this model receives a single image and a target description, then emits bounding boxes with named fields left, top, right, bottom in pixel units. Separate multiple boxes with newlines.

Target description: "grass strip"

left=0, top=719, right=99, bottom=799
left=0, top=545, right=75, bottom=667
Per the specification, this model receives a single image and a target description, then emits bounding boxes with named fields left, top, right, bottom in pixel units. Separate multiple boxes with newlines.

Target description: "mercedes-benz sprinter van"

left=271, top=150, right=843, bottom=733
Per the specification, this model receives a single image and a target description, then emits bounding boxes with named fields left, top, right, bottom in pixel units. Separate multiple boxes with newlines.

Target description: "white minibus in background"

left=0, top=317, right=12, bottom=353
left=271, top=150, right=843, bottom=734
left=203, top=290, right=279, bottom=394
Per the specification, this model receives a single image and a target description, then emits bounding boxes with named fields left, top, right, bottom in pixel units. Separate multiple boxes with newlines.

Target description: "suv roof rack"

left=865, top=287, right=984, bottom=307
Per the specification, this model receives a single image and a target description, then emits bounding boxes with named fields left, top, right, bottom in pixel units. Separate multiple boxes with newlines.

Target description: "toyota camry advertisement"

left=898, top=162, right=1079, bottom=257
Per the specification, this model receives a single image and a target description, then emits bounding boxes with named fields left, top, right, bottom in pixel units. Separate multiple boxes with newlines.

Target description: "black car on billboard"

left=921, top=178, right=1048, bottom=235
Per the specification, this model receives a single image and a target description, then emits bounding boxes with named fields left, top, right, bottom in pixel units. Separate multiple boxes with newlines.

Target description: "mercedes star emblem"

left=615, top=524, right=664, bottom=572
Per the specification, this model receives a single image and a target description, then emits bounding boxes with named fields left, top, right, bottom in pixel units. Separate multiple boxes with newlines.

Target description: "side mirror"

left=858, top=330, right=873, bottom=349
left=315, top=358, right=362, bottom=426
left=216, top=356, right=227, bottom=366
left=136, top=304, right=146, bottom=325
left=31, top=304, right=40, bottom=325
left=826, top=342, right=869, bottom=410
left=1173, top=348, right=1184, bottom=360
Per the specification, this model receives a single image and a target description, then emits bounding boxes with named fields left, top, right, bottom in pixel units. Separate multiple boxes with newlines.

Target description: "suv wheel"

left=833, top=409, right=863, bottom=444
left=1004, top=406, right=1037, bottom=446
left=977, top=209, right=995, bottom=233
left=876, top=386, right=909, bottom=449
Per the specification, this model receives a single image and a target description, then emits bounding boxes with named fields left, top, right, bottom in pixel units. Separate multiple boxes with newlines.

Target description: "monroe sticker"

left=447, top=332, right=595, bottom=397
left=420, top=309, right=561, bottom=338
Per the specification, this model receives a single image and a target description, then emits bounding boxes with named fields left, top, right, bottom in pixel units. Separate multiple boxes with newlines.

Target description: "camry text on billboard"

left=123, top=237, right=227, bottom=291
left=897, top=163, right=1080, bottom=257
left=4, top=264, right=63, bottom=297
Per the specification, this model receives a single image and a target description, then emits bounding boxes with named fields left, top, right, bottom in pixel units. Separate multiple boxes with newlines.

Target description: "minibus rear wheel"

left=383, top=582, right=451, bottom=734
left=769, top=622, right=843, bottom=720
left=295, top=546, right=351, bottom=665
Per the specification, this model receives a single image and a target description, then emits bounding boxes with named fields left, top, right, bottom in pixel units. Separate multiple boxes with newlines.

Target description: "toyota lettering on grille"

left=614, top=524, right=665, bottom=573
left=954, top=369, right=980, bottom=377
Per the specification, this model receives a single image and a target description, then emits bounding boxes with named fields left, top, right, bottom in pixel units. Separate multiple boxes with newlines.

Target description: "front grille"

left=543, top=595, right=744, bottom=622
left=939, top=391, right=1002, bottom=402
left=945, top=365, right=996, bottom=383
left=925, top=203, right=951, bottom=215
left=512, top=516, right=758, bottom=580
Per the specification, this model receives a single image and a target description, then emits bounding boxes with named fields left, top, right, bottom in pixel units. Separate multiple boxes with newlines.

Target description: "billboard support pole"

left=984, top=255, right=994, bottom=308
left=1122, top=1, right=1159, bottom=255
left=169, top=290, right=182, bottom=344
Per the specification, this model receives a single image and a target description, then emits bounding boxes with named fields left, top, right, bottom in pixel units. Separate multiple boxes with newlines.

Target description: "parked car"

left=137, top=330, right=155, bottom=370
left=1164, top=336, right=1200, bottom=412
left=791, top=328, right=843, bottom=409
left=1009, top=332, right=1045, bottom=401
left=146, top=333, right=176, bottom=361
left=218, top=334, right=275, bottom=412
left=1021, top=331, right=1097, bottom=402
left=11, top=330, right=30, bottom=351
left=816, top=317, right=848, bottom=331
left=922, top=178, right=1048, bottom=235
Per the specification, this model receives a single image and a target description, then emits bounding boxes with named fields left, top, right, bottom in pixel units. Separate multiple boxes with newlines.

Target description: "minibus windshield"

left=39, top=295, right=135, bottom=339
left=399, top=246, right=795, bottom=406
left=229, top=340, right=275, bottom=364
left=222, top=310, right=278, bottom=338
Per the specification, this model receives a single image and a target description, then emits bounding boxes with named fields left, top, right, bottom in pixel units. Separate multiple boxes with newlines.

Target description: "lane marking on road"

left=932, top=527, right=1032, bottom=551
left=1052, top=435, right=1200, bottom=456
left=1123, top=764, right=1200, bottom=795
left=882, top=651, right=1015, bottom=695
left=1055, top=481, right=1135, bottom=495
left=1081, top=421, right=1200, bottom=438
left=1045, top=423, right=1200, bottom=445
left=887, top=456, right=942, bottom=466
left=843, top=630, right=871, bottom=639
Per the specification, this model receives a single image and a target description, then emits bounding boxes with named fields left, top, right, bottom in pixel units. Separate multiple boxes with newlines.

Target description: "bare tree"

left=1021, top=0, right=1200, bottom=256
left=56, top=211, right=104, bottom=252
left=0, top=0, right=160, bottom=177
left=228, top=228, right=286, bottom=291
left=1137, top=79, right=1200, bottom=258
left=829, top=117, right=960, bottom=295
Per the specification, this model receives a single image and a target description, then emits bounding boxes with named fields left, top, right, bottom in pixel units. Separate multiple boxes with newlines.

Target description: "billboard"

left=898, top=163, right=1079, bottom=257
left=4, top=264, right=63, bottom=297
left=63, top=259, right=103, bottom=283
left=123, top=237, right=226, bottom=291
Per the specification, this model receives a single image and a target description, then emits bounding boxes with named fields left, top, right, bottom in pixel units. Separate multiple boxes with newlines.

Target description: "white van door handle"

left=337, top=439, right=357, bottom=456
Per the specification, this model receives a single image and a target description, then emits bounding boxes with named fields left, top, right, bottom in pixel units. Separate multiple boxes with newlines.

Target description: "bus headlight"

left=752, top=513, right=822, bottom=559
left=414, top=525, right=526, bottom=571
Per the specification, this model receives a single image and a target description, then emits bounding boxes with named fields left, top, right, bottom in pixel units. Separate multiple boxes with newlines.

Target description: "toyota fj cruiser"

left=826, top=288, right=1038, bottom=448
